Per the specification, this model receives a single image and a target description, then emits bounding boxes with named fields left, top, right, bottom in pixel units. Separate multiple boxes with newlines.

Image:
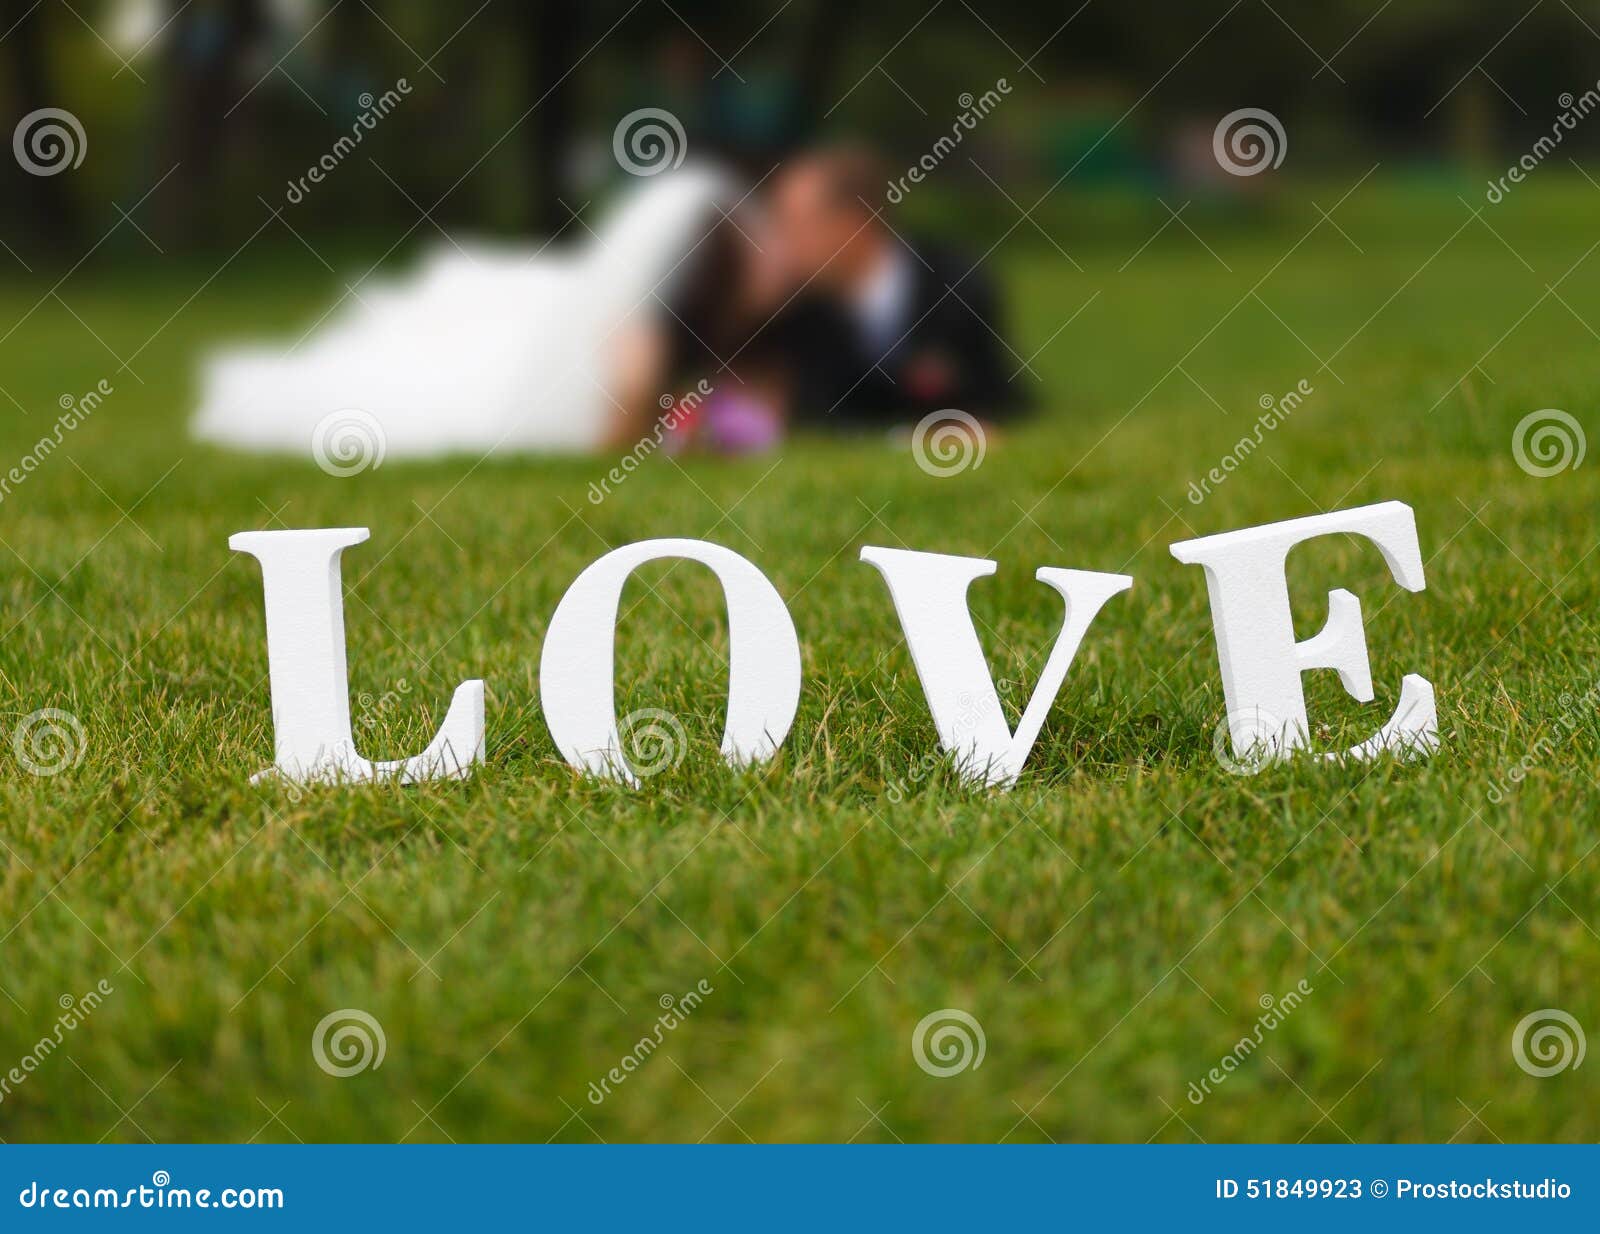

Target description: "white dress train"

left=191, top=168, right=730, bottom=459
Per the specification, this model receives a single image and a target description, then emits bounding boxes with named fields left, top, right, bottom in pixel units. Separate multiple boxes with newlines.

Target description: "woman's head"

left=662, top=201, right=787, bottom=368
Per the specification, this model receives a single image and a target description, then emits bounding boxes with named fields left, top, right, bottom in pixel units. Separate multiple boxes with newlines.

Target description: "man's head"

left=768, top=146, right=889, bottom=293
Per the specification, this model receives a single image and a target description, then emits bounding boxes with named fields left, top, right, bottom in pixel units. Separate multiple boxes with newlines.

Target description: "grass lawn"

left=0, top=174, right=1597, bottom=1143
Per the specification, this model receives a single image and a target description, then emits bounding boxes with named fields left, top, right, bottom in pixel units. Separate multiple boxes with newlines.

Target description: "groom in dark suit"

left=760, top=147, right=1032, bottom=427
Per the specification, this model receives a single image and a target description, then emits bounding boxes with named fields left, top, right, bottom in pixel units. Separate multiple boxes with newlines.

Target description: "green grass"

left=1, top=174, right=1598, bottom=1143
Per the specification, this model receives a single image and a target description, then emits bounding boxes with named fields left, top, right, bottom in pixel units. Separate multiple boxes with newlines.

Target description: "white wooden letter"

left=860, top=546, right=1132, bottom=787
left=540, top=538, right=801, bottom=786
left=1169, top=500, right=1437, bottom=765
left=229, top=527, right=484, bottom=784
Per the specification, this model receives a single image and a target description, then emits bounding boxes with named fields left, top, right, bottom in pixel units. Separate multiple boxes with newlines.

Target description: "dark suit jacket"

left=765, top=238, right=1033, bottom=426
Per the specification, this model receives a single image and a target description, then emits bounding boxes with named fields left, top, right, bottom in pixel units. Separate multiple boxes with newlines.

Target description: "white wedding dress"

left=191, top=168, right=730, bottom=458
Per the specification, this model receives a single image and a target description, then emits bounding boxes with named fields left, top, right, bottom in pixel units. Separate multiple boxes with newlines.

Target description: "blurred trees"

left=3, top=0, right=80, bottom=250
left=1, top=0, right=1597, bottom=260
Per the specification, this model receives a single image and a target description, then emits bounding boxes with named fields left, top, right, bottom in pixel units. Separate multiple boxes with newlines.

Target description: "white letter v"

left=861, top=546, right=1131, bottom=788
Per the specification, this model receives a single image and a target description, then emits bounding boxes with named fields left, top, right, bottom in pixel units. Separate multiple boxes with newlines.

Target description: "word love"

left=230, top=500, right=1438, bottom=791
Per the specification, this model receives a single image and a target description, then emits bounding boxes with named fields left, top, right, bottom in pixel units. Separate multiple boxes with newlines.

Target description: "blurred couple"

left=193, top=148, right=1029, bottom=459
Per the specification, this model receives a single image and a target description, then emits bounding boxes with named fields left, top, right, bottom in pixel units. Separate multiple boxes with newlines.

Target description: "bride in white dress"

left=191, top=167, right=753, bottom=459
